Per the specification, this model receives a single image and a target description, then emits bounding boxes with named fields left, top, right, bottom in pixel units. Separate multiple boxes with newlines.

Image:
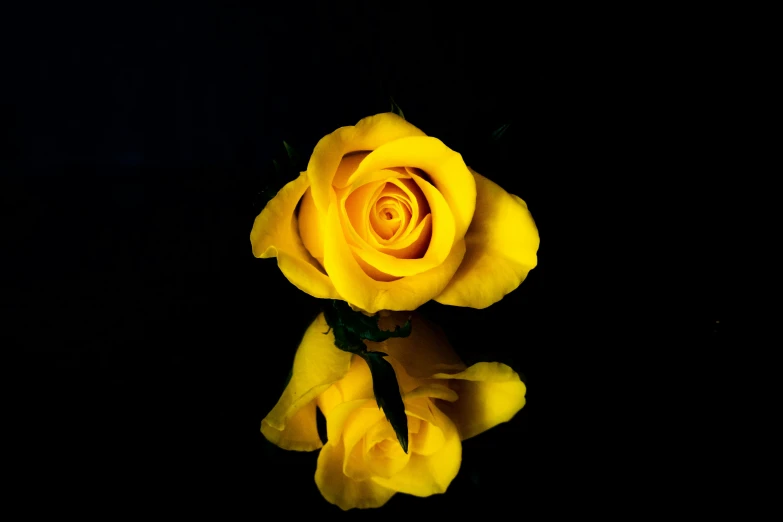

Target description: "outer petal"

left=410, top=416, right=446, bottom=456
left=347, top=137, right=476, bottom=240
left=308, top=113, right=427, bottom=216
left=260, top=314, right=352, bottom=451
left=322, top=399, right=376, bottom=447
left=317, top=356, right=375, bottom=418
left=371, top=400, right=462, bottom=497
left=435, top=170, right=539, bottom=308
left=432, top=362, right=527, bottom=441
left=250, top=173, right=340, bottom=299
left=261, top=400, right=322, bottom=452
left=324, top=192, right=467, bottom=313
left=315, top=440, right=397, bottom=510
left=297, top=187, right=325, bottom=264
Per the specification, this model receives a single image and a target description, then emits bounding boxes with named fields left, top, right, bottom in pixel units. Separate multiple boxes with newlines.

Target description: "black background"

left=3, top=1, right=724, bottom=517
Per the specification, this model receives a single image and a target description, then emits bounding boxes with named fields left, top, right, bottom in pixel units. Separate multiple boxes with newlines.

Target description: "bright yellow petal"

left=370, top=197, right=404, bottom=239
left=400, top=395, right=449, bottom=457
left=306, top=126, right=354, bottom=217
left=367, top=445, right=410, bottom=479
left=346, top=137, right=476, bottom=240
left=410, top=416, right=446, bottom=456
left=432, top=362, right=527, bottom=440
left=316, top=356, right=376, bottom=418
left=332, top=151, right=370, bottom=189
left=343, top=180, right=386, bottom=245
left=342, top=406, right=386, bottom=462
left=297, top=187, right=325, bottom=264
left=324, top=190, right=467, bottom=313
left=250, top=173, right=340, bottom=299
left=260, top=314, right=352, bottom=450
left=343, top=437, right=371, bottom=481
left=315, top=440, right=397, bottom=510
left=367, top=178, right=429, bottom=252
left=409, top=171, right=456, bottom=265
left=373, top=214, right=432, bottom=259
left=322, top=399, right=375, bottom=448
left=344, top=171, right=456, bottom=278
left=261, top=399, right=322, bottom=451
left=404, top=384, right=458, bottom=402
left=434, top=170, right=539, bottom=308
left=365, top=423, right=411, bottom=479
left=371, top=400, right=461, bottom=497
left=364, top=417, right=400, bottom=448
left=308, top=113, right=426, bottom=216
left=321, top=399, right=386, bottom=485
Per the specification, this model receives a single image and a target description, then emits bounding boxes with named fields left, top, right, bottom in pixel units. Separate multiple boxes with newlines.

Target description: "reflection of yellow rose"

left=261, top=313, right=527, bottom=510
left=250, top=113, right=539, bottom=313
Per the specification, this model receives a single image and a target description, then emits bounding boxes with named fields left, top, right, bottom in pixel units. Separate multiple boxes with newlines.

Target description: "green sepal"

left=322, top=300, right=411, bottom=452
left=258, top=142, right=304, bottom=208
left=390, top=97, right=405, bottom=120
left=361, top=350, right=408, bottom=453
left=272, top=158, right=284, bottom=178
left=322, top=300, right=411, bottom=350
left=283, top=140, right=306, bottom=172
left=491, top=123, right=510, bottom=141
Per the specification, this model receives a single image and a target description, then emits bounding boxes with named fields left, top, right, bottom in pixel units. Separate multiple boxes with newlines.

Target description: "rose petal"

left=341, top=184, right=434, bottom=273
left=410, top=416, right=446, bottom=457
left=260, top=314, right=352, bottom=450
left=409, top=171, right=456, bottom=266
left=346, top=136, right=476, bottom=240
left=332, top=151, right=370, bottom=188
left=404, top=384, right=459, bottom=403
left=315, top=439, right=397, bottom=510
left=432, top=362, right=527, bottom=440
left=343, top=180, right=386, bottom=245
left=435, top=170, right=539, bottom=308
left=371, top=400, right=461, bottom=497
left=260, top=400, right=323, bottom=452
left=308, top=113, right=426, bottom=216
left=370, top=197, right=405, bottom=239
left=297, top=187, right=325, bottom=264
left=324, top=196, right=467, bottom=312
left=250, top=173, right=341, bottom=299
left=322, top=398, right=375, bottom=447
left=316, top=357, right=375, bottom=419
left=372, top=214, right=432, bottom=259
left=367, top=179, right=432, bottom=257
left=338, top=174, right=455, bottom=278
left=370, top=180, right=418, bottom=245
left=365, top=422, right=411, bottom=478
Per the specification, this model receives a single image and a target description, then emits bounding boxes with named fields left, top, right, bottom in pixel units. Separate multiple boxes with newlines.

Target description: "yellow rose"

left=250, top=113, right=539, bottom=313
left=261, top=312, right=527, bottom=510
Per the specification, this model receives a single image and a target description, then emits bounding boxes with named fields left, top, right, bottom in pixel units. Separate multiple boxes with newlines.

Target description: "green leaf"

left=283, top=140, right=295, bottom=158
left=272, top=158, right=284, bottom=178
left=390, top=97, right=405, bottom=120
left=361, top=351, right=408, bottom=453
left=491, top=123, right=510, bottom=141
left=283, top=140, right=306, bottom=172
left=258, top=139, right=311, bottom=210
